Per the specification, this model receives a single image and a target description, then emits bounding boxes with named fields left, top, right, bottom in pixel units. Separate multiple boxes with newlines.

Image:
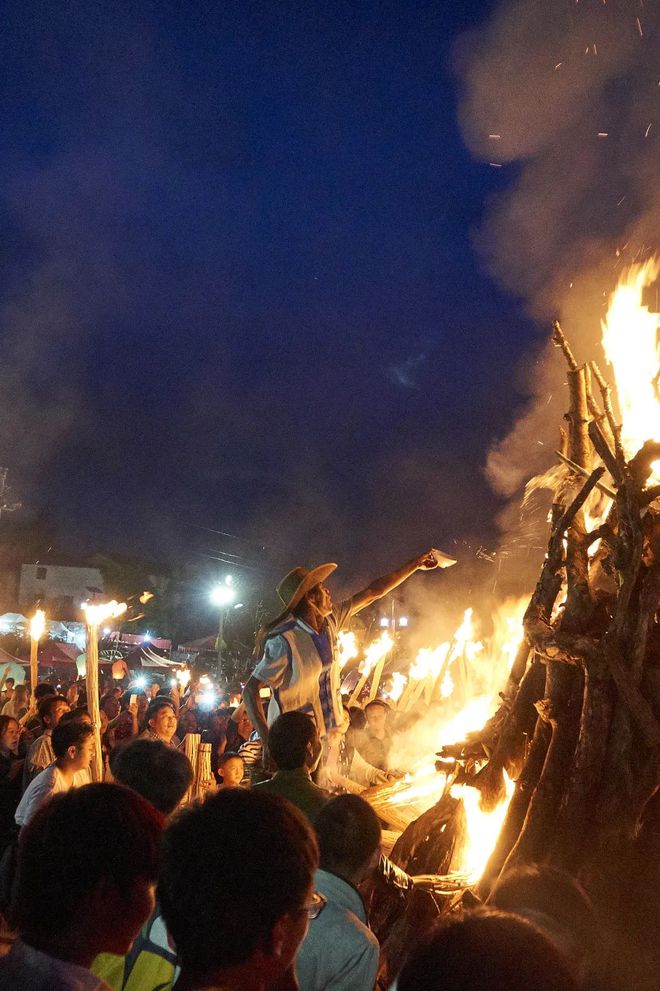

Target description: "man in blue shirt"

left=296, top=794, right=382, bottom=991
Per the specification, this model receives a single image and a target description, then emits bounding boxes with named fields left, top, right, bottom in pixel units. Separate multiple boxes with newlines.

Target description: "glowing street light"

left=211, top=577, right=236, bottom=664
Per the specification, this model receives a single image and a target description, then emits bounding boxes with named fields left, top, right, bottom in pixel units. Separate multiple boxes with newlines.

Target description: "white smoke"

left=454, top=0, right=659, bottom=511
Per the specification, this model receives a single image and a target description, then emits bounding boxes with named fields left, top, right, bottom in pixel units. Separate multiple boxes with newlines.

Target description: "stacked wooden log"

left=441, top=322, right=660, bottom=897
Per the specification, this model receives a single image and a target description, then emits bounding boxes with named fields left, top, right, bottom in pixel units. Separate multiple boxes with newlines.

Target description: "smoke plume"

left=454, top=0, right=659, bottom=563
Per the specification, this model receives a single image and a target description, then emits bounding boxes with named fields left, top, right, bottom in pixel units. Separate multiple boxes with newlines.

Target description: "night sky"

left=0, top=1, right=541, bottom=587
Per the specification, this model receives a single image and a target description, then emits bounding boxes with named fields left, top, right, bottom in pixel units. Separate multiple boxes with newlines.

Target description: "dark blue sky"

left=0, top=1, right=540, bottom=583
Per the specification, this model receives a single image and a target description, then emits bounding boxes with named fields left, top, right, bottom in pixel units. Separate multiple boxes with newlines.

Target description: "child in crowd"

left=217, top=752, right=245, bottom=789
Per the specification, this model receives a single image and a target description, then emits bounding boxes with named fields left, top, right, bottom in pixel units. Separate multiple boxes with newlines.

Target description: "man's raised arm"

left=347, top=547, right=456, bottom=614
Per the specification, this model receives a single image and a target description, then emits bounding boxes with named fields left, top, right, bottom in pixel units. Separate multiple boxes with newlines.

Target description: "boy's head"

left=110, top=738, right=194, bottom=814
left=12, top=783, right=163, bottom=956
left=268, top=711, right=321, bottom=772
left=218, top=752, right=244, bottom=787
left=38, top=694, right=69, bottom=730
left=159, top=790, right=318, bottom=987
left=52, top=721, right=95, bottom=772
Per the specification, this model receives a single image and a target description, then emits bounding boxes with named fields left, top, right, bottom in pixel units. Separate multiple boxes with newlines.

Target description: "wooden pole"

left=29, top=637, right=39, bottom=701
left=348, top=669, right=370, bottom=707
left=85, top=623, right=104, bottom=783
left=368, top=655, right=388, bottom=702
left=29, top=609, right=46, bottom=704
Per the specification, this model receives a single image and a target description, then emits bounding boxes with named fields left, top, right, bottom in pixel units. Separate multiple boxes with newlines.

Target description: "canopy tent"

left=46, top=620, right=75, bottom=639
left=178, top=634, right=217, bottom=652
left=0, top=645, right=29, bottom=685
left=0, top=612, right=28, bottom=632
left=124, top=646, right=181, bottom=669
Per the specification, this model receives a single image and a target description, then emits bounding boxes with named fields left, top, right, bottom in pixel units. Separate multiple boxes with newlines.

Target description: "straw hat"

left=268, top=563, right=337, bottom=628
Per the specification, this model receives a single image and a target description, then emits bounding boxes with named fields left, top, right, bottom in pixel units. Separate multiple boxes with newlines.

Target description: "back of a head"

left=110, top=738, right=193, bottom=814
left=268, top=711, right=318, bottom=770
left=159, top=789, right=318, bottom=980
left=58, top=706, right=91, bottom=727
left=396, top=909, right=578, bottom=991
left=314, top=794, right=381, bottom=878
left=12, top=783, right=163, bottom=942
left=489, top=864, right=598, bottom=975
left=34, top=683, right=56, bottom=703
left=51, top=720, right=93, bottom=758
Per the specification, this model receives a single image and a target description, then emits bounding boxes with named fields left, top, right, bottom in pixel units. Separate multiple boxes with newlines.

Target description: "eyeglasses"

left=300, top=891, right=327, bottom=920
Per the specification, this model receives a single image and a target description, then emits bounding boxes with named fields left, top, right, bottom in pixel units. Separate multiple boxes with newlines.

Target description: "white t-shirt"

left=15, top=764, right=72, bottom=827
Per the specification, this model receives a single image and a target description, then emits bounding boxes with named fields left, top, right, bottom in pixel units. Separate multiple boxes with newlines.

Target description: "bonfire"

left=349, top=260, right=660, bottom=979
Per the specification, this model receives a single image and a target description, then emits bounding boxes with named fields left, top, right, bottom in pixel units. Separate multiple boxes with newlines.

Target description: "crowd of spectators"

left=0, top=671, right=624, bottom=990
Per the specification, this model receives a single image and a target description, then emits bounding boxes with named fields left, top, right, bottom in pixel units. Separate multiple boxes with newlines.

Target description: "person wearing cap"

left=357, top=698, right=393, bottom=771
left=244, top=548, right=455, bottom=751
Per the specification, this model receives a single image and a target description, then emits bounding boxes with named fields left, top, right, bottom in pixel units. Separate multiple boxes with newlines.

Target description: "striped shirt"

left=253, top=601, right=356, bottom=737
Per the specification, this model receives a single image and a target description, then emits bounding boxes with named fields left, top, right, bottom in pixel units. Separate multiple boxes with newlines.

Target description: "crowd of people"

left=0, top=667, right=606, bottom=991
left=0, top=552, right=627, bottom=988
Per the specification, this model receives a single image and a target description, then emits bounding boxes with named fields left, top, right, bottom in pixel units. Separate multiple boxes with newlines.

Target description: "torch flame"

left=30, top=609, right=46, bottom=641
left=81, top=600, right=127, bottom=626
left=358, top=631, right=394, bottom=676
left=337, top=630, right=358, bottom=670
left=387, top=671, right=408, bottom=701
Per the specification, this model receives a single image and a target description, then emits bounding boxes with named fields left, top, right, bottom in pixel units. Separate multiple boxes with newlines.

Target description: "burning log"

left=465, top=274, right=660, bottom=897
left=389, top=793, right=467, bottom=876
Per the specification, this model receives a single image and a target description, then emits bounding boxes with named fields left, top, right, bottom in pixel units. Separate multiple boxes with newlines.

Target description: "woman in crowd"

left=1, top=685, right=29, bottom=720
left=177, top=708, right=198, bottom=741
left=65, top=683, right=80, bottom=708
left=225, top=704, right=253, bottom=751
left=0, top=715, right=23, bottom=850
left=114, top=691, right=142, bottom=743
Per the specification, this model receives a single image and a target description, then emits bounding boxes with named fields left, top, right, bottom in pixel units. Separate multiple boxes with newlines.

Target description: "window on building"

left=36, top=566, right=47, bottom=581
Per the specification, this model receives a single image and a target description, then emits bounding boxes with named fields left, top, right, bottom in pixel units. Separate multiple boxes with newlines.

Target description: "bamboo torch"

left=81, top=600, right=127, bottom=782
left=29, top=609, right=46, bottom=702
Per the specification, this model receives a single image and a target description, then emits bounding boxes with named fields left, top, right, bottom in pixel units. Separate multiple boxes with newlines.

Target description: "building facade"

left=19, top=564, right=104, bottom=617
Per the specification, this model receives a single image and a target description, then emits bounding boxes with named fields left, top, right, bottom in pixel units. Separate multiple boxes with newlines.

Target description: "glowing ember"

left=601, top=258, right=660, bottom=483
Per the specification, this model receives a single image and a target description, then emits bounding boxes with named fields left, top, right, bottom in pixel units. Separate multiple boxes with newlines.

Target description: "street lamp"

left=211, top=577, right=236, bottom=666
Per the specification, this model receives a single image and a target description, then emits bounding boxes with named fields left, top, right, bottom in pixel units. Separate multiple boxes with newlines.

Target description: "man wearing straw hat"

left=244, top=548, right=455, bottom=753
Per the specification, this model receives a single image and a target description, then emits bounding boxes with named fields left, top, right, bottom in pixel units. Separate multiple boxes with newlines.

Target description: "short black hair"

left=110, top=739, right=193, bottom=814
left=5, top=677, right=15, bottom=686
left=51, top=721, right=93, bottom=759
left=314, top=794, right=381, bottom=876
left=396, top=909, right=577, bottom=991
left=12, top=784, right=163, bottom=941
left=268, top=711, right=318, bottom=770
left=37, top=694, right=68, bottom=724
left=217, top=751, right=244, bottom=768
left=489, top=865, right=597, bottom=970
left=144, top=697, right=175, bottom=728
left=159, top=790, right=318, bottom=980
left=34, top=683, right=56, bottom=703
left=58, top=706, right=92, bottom=727
left=364, top=698, right=390, bottom=713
